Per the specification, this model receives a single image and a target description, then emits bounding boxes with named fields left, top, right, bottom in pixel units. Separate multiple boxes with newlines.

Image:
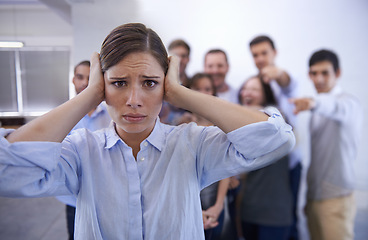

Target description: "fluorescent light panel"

left=0, top=41, right=24, bottom=48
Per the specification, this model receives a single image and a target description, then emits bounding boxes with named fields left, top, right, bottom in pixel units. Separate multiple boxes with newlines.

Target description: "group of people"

left=159, top=34, right=362, bottom=240
left=0, top=22, right=362, bottom=240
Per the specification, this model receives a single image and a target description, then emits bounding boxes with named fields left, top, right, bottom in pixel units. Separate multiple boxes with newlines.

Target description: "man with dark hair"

left=249, top=35, right=302, bottom=240
left=72, top=60, right=90, bottom=94
left=204, top=49, right=238, bottom=103
left=249, top=35, right=292, bottom=89
left=290, top=49, right=362, bottom=240
left=249, top=35, right=276, bottom=51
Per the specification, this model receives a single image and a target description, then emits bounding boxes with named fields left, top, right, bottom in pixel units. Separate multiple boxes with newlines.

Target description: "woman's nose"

left=126, top=87, right=142, bottom=108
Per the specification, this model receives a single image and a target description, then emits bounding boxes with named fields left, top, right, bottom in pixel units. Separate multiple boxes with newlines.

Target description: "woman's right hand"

left=87, top=52, right=105, bottom=102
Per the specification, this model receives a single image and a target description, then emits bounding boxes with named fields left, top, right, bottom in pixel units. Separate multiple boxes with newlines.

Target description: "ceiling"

left=0, top=0, right=95, bottom=24
left=0, top=0, right=40, bottom=4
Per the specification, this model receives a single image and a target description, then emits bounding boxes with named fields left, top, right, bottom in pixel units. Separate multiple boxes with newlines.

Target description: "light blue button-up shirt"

left=0, top=108, right=294, bottom=240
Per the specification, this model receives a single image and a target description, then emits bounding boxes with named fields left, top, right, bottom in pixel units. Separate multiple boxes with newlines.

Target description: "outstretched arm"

left=6, top=53, right=105, bottom=143
left=164, top=57, right=268, bottom=133
left=289, top=97, right=316, bottom=115
left=289, top=93, right=362, bottom=123
left=261, top=65, right=291, bottom=87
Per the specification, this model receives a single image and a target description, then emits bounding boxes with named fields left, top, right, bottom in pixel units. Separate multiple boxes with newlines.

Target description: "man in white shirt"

left=290, top=49, right=363, bottom=240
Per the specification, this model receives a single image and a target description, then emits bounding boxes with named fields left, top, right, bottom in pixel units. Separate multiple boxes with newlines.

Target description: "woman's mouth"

left=123, top=114, right=147, bottom=123
left=243, top=97, right=253, bottom=105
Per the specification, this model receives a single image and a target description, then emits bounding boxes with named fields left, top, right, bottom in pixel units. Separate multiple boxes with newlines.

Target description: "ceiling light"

left=0, top=41, right=24, bottom=48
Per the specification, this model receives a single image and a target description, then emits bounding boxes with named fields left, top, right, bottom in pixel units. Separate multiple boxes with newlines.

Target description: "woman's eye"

left=143, top=80, right=158, bottom=88
left=113, top=81, right=127, bottom=87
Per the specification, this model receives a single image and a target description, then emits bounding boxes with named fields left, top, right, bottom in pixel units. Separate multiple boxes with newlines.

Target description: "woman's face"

left=240, top=77, right=265, bottom=106
left=104, top=52, right=165, bottom=140
left=190, top=77, right=214, bottom=96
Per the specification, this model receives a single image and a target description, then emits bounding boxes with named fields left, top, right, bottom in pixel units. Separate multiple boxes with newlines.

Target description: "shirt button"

left=140, top=157, right=145, bottom=161
left=144, top=142, right=148, bottom=147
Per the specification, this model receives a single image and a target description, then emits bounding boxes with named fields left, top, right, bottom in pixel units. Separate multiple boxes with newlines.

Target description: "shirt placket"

left=136, top=140, right=148, bottom=238
left=124, top=146, right=143, bottom=240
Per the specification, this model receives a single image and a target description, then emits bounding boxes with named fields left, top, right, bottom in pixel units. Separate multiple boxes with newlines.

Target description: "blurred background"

left=0, top=0, right=367, bottom=239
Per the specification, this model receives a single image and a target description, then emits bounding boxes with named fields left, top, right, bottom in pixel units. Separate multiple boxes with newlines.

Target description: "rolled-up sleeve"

left=0, top=128, right=75, bottom=198
left=198, top=107, right=295, bottom=188
left=227, top=107, right=295, bottom=168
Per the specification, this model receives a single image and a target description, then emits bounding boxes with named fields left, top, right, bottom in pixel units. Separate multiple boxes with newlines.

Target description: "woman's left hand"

left=164, top=55, right=182, bottom=106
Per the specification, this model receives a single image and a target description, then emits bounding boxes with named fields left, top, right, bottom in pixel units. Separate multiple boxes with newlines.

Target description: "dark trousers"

left=242, top=221, right=291, bottom=240
left=66, top=205, right=76, bottom=240
left=289, top=162, right=302, bottom=240
left=220, top=186, right=241, bottom=240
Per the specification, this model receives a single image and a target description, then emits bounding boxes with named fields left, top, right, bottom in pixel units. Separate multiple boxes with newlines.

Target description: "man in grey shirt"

left=290, top=49, right=363, bottom=240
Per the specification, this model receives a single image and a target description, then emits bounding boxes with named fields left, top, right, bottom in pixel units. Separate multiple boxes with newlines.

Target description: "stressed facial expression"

left=104, top=52, right=165, bottom=140
left=309, top=60, right=339, bottom=93
left=250, top=42, right=276, bottom=70
left=240, top=77, right=265, bottom=106
left=73, top=65, right=90, bottom=94
left=190, top=77, right=215, bottom=96
left=169, top=46, right=189, bottom=75
left=204, top=52, right=229, bottom=90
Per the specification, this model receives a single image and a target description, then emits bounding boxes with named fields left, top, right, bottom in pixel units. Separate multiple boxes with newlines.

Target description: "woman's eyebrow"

left=142, top=75, right=161, bottom=79
left=108, top=77, right=128, bottom=80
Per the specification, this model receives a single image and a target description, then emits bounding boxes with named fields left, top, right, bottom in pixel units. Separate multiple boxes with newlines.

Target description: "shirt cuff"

left=0, top=128, right=15, bottom=139
left=227, top=106, right=293, bottom=159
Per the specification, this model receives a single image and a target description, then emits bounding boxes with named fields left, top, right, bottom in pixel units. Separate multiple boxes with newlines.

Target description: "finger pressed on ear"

left=90, top=52, right=100, bottom=67
left=168, top=55, right=180, bottom=70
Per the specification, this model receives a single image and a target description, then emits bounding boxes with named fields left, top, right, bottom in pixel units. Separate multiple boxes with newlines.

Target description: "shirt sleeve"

left=0, top=128, right=79, bottom=198
left=313, top=93, right=362, bottom=124
left=270, top=75, right=298, bottom=99
left=196, top=107, right=295, bottom=189
left=280, top=75, right=298, bottom=97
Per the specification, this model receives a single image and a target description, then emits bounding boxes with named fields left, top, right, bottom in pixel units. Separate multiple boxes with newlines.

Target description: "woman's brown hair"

left=100, top=23, right=169, bottom=74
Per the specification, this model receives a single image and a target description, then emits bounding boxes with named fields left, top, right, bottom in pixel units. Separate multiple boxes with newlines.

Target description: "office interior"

left=0, top=0, right=367, bottom=239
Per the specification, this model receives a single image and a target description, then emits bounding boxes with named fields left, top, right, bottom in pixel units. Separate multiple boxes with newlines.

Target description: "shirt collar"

left=105, top=123, right=121, bottom=149
left=104, top=118, right=165, bottom=151
left=145, top=118, right=165, bottom=152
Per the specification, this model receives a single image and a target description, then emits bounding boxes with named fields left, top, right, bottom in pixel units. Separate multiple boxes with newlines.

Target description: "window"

left=0, top=48, right=70, bottom=116
left=0, top=51, right=17, bottom=112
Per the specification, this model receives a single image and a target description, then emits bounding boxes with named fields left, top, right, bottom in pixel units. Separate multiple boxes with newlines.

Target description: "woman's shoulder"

left=159, top=121, right=222, bottom=142
left=160, top=121, right=204, bottom=133
left=65, top=127, right=111, bottom=147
